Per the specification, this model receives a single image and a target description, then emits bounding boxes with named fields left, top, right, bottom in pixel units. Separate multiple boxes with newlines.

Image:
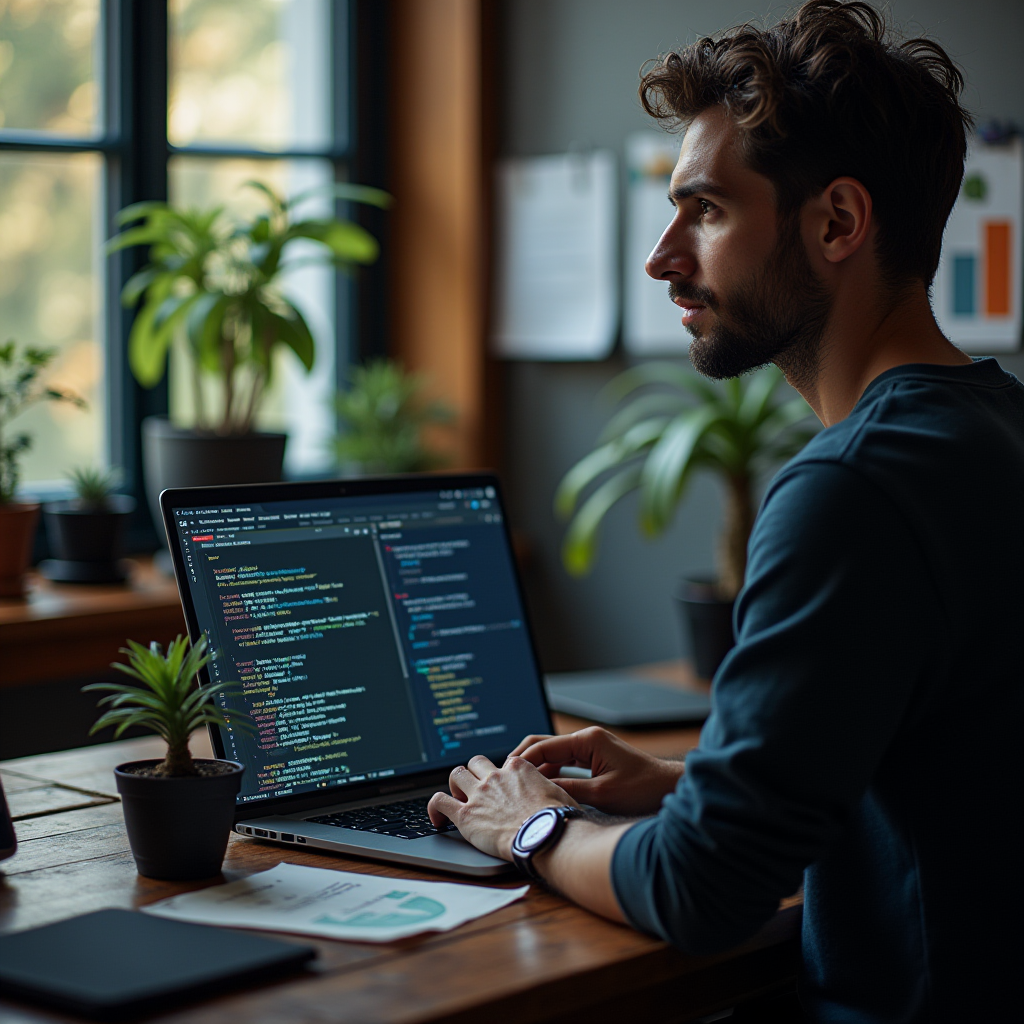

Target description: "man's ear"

left=814, top=177, right=872, bottom=264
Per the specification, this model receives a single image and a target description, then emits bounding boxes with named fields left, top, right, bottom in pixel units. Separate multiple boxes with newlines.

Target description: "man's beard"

left=672, top=217, right=832, bottom=384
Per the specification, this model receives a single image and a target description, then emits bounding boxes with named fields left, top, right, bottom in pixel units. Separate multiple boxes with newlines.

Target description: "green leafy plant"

left=333, top=359, right=455, bottom=473
left=84, top=635, right=253, bottom=777
left=67, top=465, right=121, bottom=510
left=106, top=181, right=391, bottom=436
left=555, top=364, right=817, bottom=598
left=0, top=341, right=85, bottom=504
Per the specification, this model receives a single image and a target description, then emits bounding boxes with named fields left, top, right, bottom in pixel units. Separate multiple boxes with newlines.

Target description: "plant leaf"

left=639, top=404, right=722, bottom=534
left=561, top=466, right=644, bottom=576
left=286, top=182, right=393, bottom=211
left=601, top=361, right=723, bottom=407
left=288, top=220, right=379, bottom=264
left=554, top=417, right=668, bottom=519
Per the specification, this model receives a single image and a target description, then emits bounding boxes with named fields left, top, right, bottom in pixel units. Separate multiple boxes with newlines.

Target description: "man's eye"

left=698, top=198, right=714, bottom=216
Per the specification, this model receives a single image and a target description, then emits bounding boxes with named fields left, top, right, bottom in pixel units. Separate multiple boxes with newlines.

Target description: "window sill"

left=0, top=557, right=185, bottom=689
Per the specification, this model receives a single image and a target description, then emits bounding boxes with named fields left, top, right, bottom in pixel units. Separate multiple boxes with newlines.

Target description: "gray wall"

left=498, top=0, right=1024, bottom=672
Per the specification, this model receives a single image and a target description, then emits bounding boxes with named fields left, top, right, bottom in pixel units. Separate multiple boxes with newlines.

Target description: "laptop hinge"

left=378, top=780, right=422, bottom=795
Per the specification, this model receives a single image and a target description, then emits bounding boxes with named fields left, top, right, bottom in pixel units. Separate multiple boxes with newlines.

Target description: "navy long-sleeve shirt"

left=610, top=359, right=1024, bottom=1022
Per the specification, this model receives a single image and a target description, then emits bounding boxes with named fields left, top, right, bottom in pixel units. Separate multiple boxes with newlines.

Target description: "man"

left=428, top=2, right=1024, bottom=1020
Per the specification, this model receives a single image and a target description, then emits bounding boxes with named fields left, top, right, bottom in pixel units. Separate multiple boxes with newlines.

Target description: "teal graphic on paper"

left=314, top=892, right=446, bottom=929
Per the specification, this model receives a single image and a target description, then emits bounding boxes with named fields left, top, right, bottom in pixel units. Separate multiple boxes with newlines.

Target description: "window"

left=0, top=0, right=367, bottom=535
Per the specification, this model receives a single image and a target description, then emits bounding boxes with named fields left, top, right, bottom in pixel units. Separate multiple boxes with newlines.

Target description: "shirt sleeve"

left=610, top=459, right=943, bottom=954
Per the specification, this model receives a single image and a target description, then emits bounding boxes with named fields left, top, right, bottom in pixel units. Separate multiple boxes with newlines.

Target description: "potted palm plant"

left=556, top=363, right=816, bottom=678
left=84, top=634, right=253, bottom=880
left=41, top=467, right=135, bottom=583
left=0, top=341, right=84, bottom=597
left=333, top=359, right=455, bottom=475
left=106, top=181, right=391, bottom=528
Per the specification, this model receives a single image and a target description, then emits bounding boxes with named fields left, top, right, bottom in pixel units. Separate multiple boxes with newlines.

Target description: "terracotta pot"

left=0, top=503, right=40, bottom=598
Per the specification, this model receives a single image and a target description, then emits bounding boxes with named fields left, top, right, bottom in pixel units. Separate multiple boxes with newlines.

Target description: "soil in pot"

left=675, top=577, right=736, bottom=682
left=40, top=495, right=136, bottom=584
left=114, top=758, right=244, bottom=880
left=0, top=502, right=40, bottom=598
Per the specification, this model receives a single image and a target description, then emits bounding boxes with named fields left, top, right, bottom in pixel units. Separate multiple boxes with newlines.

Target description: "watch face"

left=519, top=809, right=558, bottom=850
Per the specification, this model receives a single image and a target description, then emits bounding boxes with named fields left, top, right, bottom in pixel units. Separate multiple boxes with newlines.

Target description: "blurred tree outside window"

left=0, top=0, right=103, bottom=486
left=0, top=0, right=353, bottom=499
left=168, top=0, right=336, bottom=475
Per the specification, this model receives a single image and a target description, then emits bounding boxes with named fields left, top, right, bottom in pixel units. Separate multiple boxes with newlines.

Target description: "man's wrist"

left=511, top=805, right=584, bottom=882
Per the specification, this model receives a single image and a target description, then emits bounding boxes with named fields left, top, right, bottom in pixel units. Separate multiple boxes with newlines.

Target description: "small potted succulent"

left=0, top=341, right=84, bottom=597
left=106, top=181, right=391, bottom=528
left=84, top=634, right=253, bottom=880
left=333, top=358, right=455, bottom=475
left=556, top=363, right=816, bottom=678
left=41, top=467, right=136, bottom=583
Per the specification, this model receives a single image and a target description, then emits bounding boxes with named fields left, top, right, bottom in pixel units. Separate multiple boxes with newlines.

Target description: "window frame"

left=0, top=0, right=380, bottom=549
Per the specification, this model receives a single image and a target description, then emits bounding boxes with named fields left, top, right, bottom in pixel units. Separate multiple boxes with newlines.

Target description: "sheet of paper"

left=932, top=138, right=1022, bottom=352
left=493, top=150, right=618, bottom=360
left=624, top=131, right=690, bottom=355
left=143, top=862, right=528, bottom=943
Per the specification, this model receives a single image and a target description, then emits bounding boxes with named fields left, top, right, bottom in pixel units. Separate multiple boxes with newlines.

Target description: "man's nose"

left=645, top=222, right=696, bottom=282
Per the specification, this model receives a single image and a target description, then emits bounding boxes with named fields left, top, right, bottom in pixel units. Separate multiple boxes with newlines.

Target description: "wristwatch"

left=511, top=805, right=584, bottom=882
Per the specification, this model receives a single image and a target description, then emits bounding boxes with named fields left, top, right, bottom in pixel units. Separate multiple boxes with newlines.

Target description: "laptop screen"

left=165, top=479, right=550, bottom=806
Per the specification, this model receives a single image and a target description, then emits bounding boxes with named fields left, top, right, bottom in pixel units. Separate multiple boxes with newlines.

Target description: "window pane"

left=0, top=0, right=101, bottom=136
left=168, top=155, right=337, bottom=476
left=169, top=0, right=331, bottom=151
left=0, top=151, right=104, bottom=485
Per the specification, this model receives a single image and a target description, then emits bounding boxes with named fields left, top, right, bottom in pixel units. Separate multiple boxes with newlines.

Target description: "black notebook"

left=0, top=908, right=317, bottom=1019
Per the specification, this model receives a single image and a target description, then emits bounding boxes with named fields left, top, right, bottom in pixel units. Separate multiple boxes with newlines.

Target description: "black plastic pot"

left=40, top=495, right=136, bottom=583
left=142, top=417, right=287, bottom=534
left=114, top=759, right=244, bottom=880
left=675, top=577, right=736, bottom=682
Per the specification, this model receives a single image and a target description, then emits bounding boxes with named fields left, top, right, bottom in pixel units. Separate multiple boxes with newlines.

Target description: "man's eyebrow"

left=669, top=179, right=734, bottom=204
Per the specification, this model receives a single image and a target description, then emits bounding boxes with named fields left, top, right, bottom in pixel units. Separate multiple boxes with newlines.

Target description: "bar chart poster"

left=933, top=139, right=1022, bottom=352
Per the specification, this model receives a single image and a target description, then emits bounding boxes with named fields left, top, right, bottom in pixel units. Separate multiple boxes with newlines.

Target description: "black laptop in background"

left=160, top=474, right=552, bottom=876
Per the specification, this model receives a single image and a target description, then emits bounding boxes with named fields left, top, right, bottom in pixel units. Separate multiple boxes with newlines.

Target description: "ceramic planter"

left=675, top=577, right=736, bottom=682
left=0, top=502, right=40, bottom=598
left=141, top=417, right=287, bottom=534
left=40, top=495, right=136, bottom=584
left=114, top=759, right=244, bottom=880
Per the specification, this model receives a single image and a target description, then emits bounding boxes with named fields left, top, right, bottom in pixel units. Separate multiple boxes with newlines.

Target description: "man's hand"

left=510, top=727, right=686, bottom=816
left=427, top=754, right=579, bottom=860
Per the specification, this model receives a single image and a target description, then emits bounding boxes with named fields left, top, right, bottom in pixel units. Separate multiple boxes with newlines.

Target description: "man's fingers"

left=449, top=766, right=473, bottom=799
left=466, top=754, right=499, bottom=779
left=548, top=776, right=593, bottom=801
left=519, top=732, right=595, bottom=770
left=428, top=791, right=462, bottom=827
left=509, top=733, right=554, bottom=757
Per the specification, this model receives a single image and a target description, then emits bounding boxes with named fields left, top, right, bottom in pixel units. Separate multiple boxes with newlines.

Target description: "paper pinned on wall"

left=933, top=138, right=1023, bottom=352
left=493, top=150, right=618, bottom=360
left=624, top=132, right=689, bottom=355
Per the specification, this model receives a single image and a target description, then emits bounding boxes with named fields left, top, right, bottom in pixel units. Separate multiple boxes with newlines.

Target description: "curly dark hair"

left=638, top=0, right=973, bottom=287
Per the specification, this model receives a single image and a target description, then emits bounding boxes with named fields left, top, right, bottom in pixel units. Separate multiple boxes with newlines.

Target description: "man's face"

left=646, top=106, right=831, bottom=380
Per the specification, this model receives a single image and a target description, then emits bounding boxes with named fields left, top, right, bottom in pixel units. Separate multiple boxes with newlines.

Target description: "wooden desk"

left=0, top=709, right=801, bottom=1024
left=0, top=559, right=186, bottom=689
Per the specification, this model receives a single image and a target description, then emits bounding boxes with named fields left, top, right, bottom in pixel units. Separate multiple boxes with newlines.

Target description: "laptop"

left=160, top=473, right=552, bottom=877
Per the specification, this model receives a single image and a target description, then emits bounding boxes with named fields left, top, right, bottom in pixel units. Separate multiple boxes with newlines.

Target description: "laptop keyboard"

left=305, top=797, right=459, bottom=840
